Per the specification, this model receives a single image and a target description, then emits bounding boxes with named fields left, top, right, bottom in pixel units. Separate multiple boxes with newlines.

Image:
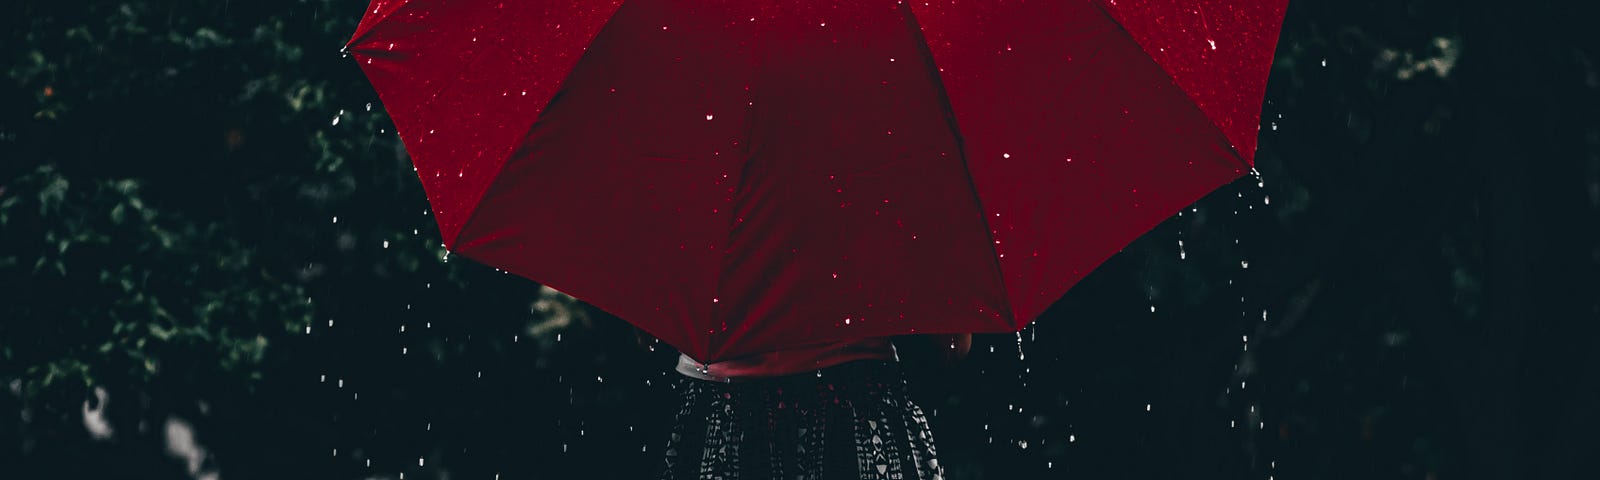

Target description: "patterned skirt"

left=660, top=360, right=945, bottom=480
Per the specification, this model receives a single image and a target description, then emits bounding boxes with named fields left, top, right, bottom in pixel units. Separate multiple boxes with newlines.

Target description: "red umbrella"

left=347, top=0, right=1287, bottom=363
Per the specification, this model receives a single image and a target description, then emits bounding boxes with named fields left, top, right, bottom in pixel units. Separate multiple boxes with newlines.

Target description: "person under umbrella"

left=346, top=0, right=1286, bottom=477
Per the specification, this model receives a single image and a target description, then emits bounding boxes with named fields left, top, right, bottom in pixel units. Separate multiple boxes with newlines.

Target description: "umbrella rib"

left=1087, top=1, right=1251, bottom=169
left=346, top=0, right=415, bottom=50
left=423, top=52, right=528, bottom=248
left=904, top=4, right=1019, bottom=330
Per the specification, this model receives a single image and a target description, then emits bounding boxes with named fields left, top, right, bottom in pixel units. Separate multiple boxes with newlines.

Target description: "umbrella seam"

left=346, top=0, right=414, bottom=50
left=425, top=23, right=527, bottom=248
left=449, top=4, right=624, bottom=250
left=1088, top=0, right=1253, bottom=170
left=902, top=3, right=1019, bottom=331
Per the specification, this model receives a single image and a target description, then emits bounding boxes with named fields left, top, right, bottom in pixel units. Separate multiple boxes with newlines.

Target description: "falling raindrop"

left=1015, top=332, right=1025, bottom=361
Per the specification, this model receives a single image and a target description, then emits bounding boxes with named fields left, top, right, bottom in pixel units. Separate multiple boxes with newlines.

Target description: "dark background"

left=4, top=1, right=1598, bottom=478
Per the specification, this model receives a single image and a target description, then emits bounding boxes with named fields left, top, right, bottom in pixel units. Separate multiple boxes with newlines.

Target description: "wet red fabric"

left=348, top=0, right=1287, bottom=363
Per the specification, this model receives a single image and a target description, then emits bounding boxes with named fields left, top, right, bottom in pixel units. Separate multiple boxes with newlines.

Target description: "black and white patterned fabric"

left=660, top=360, right=944, bottom=480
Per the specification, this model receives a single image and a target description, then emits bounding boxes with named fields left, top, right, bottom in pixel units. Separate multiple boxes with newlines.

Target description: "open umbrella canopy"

left=347, top=0, right=1287, bottom=363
